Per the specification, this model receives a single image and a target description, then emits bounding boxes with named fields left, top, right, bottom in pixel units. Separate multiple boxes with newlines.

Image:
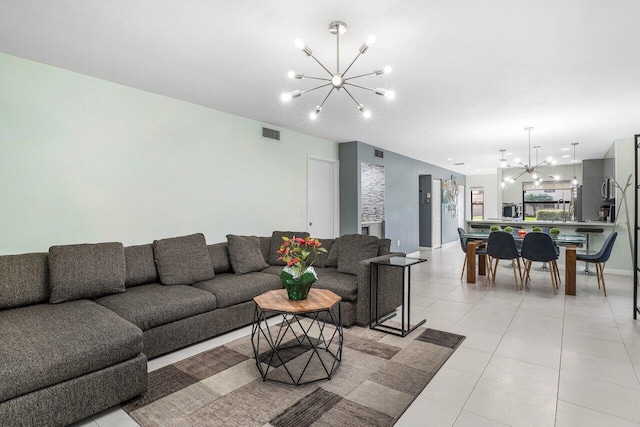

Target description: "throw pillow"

left=337, top=234, right=380, bottom=275
left=268, top=231, right=309, bottom=265
left=325, top=237, right=340, bottom=267
left=153, top=233, right=215, bottom=286
left=49, top=242, right=127, bottom=303
left=227, top=235, right=269, bottom=274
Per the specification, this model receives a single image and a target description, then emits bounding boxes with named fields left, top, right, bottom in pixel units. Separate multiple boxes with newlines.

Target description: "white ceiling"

left=1, top=0, right=639, bottom=175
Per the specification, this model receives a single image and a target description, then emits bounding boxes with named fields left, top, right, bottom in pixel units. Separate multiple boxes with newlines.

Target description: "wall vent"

left=261, top=126, right=281, bottom=141
left=374, top=149, right=384, bottom=158
left=454, top=162, right=465, bottom=165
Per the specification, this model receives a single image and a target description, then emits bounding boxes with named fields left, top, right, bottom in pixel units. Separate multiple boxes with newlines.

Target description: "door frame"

left=432, top=178, right=442, bottom=249
left=307, top=155, right=340, bottom=238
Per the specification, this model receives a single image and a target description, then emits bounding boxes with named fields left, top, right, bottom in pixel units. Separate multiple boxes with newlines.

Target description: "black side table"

left=370, top=256, right=427, bottom=337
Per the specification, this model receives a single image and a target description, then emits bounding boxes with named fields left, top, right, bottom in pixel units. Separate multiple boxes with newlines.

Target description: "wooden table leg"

left=565, top=246, right=576, bottom=296
left=467, top=242, right=477, bottom=283
left=478, top=254, right=486, bottom=276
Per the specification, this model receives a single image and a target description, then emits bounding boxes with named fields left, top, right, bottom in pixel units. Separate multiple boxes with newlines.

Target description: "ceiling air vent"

left=261, top=126, right=281, bottom=142
left=454, top=162, right=465, bottom=166
left=374, top=149, right=384, bottom=158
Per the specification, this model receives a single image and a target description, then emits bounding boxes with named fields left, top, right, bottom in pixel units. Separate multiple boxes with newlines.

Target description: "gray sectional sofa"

left=0, top=232, right=403, bottom=426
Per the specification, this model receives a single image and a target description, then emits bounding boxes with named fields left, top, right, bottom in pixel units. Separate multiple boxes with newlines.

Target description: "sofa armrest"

left=355, top=253, right=407, bottom=326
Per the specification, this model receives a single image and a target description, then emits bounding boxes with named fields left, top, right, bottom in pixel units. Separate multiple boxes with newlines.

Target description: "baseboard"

left=407, top=251, right=421, bottom=258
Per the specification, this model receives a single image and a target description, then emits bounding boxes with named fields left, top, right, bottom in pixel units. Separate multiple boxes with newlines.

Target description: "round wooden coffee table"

left=251, top=288, right=343, bottom=386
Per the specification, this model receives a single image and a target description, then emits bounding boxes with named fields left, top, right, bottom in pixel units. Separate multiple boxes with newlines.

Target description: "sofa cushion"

left=310, top=238, right=335, bottom=268
left=378, top=238, right=392, bottom=256
left=207, top=242, right=232, bottom=274
left=315, top=267, right=358, bottom=302
left=48, top=242, right=126, bottom=303
left=268, top=231, right=308, bottom=265
left=226, top=235, right=269, bottom=274
left=325, top=237, right=340, bottom=267
left=0, top=252, right=49, bottom=310
left=0, top=300, right=143, bottom=402
left=258, top=236, right=272, bottom=263
left=95, top=284, right=217, bottom=331
left=337, top=234, right=380, bottom=275
left=125, top=244, right=158, bottom=287
left=261, top=265, right=283, bottom=276
left=153, top=233, right=215, bottom=286
left=193, top=272, right=282, bottom=308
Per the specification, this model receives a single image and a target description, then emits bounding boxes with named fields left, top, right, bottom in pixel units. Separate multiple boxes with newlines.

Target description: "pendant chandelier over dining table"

left=280, top=21, right=395, bottom=120
left=500, top=127, right=559, bottom=188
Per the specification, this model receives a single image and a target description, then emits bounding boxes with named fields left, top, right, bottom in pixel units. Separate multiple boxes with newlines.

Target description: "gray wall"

left=419, top=175, right=433, bottom=247
left=581, top=159, right=604, bottom=221
left=339, top=141, right=466, bottom=254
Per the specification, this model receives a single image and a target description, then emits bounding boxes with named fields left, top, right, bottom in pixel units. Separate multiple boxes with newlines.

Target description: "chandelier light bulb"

left=532, top=173, right=538, bottom=180
left=287, top=71, right=295, bottom=79
left=384, top=65, right=392, bottom=74
left=365, top=34, right=376, bottom=46
left=309, top=106, right=322, bottom=120
left=294, top=38, right=305, bottom=50
left=500, top=181, right=506, bottom=189
left=331, top=74, right=344, bottom=88
left=509, top=177, right=515, bottom=183
left=572, top=177, right=578, bottom=186
left=554, top=175, right=560, bottom=181
left=546, top=156, right=553, bottom=162
left=358, top=104, right=371, bottom=118
left=384, top=90, right=395, bottom=99
left=280, top=93, right=292, bottom=102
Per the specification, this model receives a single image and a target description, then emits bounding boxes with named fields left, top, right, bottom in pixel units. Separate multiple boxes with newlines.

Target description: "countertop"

left=467, top=219, right=616, bottom=227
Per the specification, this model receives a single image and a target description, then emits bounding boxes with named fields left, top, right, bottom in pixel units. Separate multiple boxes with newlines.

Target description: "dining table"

left=462, top=232, right=587, bottom=295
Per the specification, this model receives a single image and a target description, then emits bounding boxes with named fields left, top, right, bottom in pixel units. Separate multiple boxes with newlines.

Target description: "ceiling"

left=1, top=0, right=639, bottom=175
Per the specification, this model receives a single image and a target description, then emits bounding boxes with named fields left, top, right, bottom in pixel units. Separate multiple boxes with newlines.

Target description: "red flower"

left=294, top=237, right=306, bottom=244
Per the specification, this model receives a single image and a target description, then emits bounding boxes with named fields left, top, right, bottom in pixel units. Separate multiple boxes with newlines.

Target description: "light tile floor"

left=73, top=244, right=640, bottom=426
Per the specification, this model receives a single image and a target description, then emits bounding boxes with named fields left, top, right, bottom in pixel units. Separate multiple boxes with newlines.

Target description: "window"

left=471, top=187, right=484, bottom=220
left=522, top=181, right=573, bottom=221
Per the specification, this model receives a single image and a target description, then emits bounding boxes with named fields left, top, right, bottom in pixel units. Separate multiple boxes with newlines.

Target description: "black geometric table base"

left=251, top=304, right=343, bottom=386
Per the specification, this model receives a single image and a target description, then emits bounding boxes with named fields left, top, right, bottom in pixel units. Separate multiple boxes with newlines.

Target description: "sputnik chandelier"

left=500, top=127, right=559, bottom=188
left=280, top=21, right=394, bottom=120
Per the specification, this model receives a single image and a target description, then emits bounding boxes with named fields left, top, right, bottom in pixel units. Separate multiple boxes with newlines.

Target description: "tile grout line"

left=554, top=286, right=567, bottom=426
left=447, top=269, right=527, bottom=426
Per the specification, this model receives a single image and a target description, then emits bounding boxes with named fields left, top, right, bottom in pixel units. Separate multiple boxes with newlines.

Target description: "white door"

left=432, top=179, right=442, bottom=248
left=307, top=157, right=339, bottom=238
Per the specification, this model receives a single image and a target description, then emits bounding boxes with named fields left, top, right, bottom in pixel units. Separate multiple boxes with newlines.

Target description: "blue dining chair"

left=520, top=232, right=560, bottom=294
left=486, top=231, right=522, bottom=289
left=458, top=227, right=489, bottom=281
left=577, top=232, right=617, bottom=296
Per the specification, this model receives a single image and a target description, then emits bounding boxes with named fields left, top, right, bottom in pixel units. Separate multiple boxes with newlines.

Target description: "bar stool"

left=575, top=227, right=604, bottom=275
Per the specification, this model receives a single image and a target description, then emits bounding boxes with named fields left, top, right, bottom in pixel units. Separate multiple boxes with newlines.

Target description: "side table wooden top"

left=253, top=289, right=341, bottom=314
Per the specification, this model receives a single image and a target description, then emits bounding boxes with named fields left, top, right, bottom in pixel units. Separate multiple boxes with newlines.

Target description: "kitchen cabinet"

left=579, top=159, right=604, bottom=221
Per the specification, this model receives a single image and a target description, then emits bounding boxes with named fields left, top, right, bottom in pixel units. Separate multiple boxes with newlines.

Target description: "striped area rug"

left=123, top=320, right=465, bottom=426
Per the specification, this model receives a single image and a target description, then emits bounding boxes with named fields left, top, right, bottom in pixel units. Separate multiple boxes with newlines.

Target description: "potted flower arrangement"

left=277, top=236, right=327, bottom=300
left=550, top=227, right=560, bottom=239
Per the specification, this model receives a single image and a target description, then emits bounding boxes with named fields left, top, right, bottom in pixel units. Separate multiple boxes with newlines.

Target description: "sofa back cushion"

left=124, top=244, right=159, bottom=287
left=268, top=231, right=308, bottom=265
left=337, top=234, right=380, bottom=275
left=0, top=253, right=50, bottom=310
left=325, top=237, right=340, bottom=267
left=258, top=236, right=272, bottom=263
left=226, top=235, right=269, bottom=274
left=378, top=238, right=392, bottom=256
left=153, top=233, right=215, bottom=286
left=207, top=242, right=232, bottom=274
left=310, top=238, right=335, bottom=268
left=48, top=242, right=127, bottom=303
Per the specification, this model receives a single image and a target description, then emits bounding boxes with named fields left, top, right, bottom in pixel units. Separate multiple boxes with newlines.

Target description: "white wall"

left=0, top=53, right=338, bottom=254
left=465, top=174, right=500, bottom=220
